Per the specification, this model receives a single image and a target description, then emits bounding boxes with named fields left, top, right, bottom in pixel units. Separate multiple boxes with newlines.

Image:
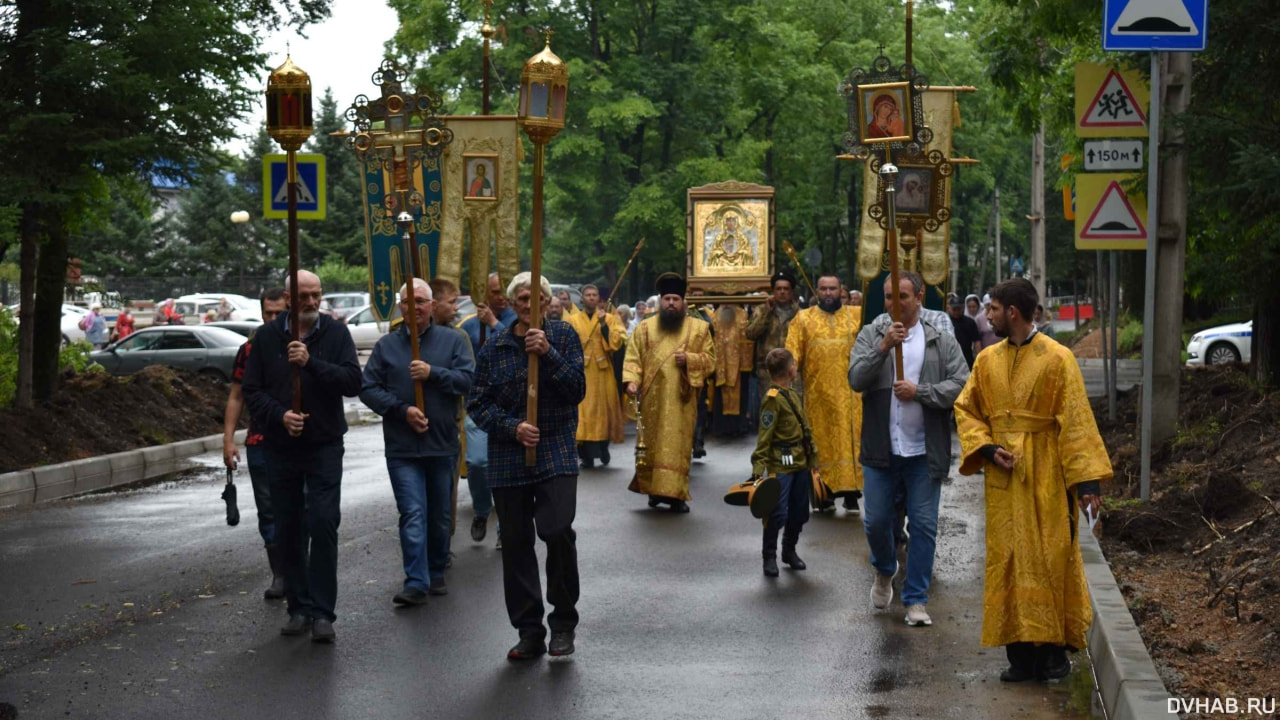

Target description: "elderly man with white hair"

left=242, top=269, right=363, bottom=643
left=468, top=271, right=586, bottom=660
left=360, top=278, right=475, bottom=607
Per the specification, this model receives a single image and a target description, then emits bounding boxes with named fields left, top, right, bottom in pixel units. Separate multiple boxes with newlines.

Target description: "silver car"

left=91, top=326, right=246, bottom=381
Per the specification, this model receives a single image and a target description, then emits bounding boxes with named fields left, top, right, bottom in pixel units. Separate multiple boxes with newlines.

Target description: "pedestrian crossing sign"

left=1075, top=173, right=1147, bottom=250
left=1075, top=63, right=1149, bottom=138
left=262, top=154, right=327, bottom=220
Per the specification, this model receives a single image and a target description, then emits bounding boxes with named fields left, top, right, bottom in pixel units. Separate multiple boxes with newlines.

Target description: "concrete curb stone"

left=1081, top=516, right=1172, bottom=720
left=0, top=470, right=35, bottom=508
left=69, top=457, right=113, bottom=494
left=31, top=464, right=76, bottom=503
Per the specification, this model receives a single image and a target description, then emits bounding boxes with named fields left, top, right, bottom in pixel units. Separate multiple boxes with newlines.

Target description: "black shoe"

left=264, top=545, right=286, bottom=600
left=842, top=496, right=860, bottom=514
left=1037, top=650, right=1071, bottom=681
left=1000, top=665, right=1036, bottom=683
left=763, top=556, right=780, bottom=577
left=471, top=515, right=488, bottom=542
left=692, top=443, right=706, bottom=459
left=648, top=496, right=662, bottom=508
left=311, top=619, right=335, bottom=643
left=549, top=631, right=575, bottom=657
left=428, top=579, right=448, bottom=596
left=280, top=614, right=313, bottom=636
left=781, top=547, right=807, bottom=570
left=600, top=447, right=611, bottom=466
left=507, top=635, right=547, bottom=661
left=669, top=500, right=690, bottom=513
left=581, top=458, right=595, bottom=469
left=446, top=551, right=454, bottom=569
left=393, top=587, right=428, bottom=606
left=815, top=500, right=836, bottom=513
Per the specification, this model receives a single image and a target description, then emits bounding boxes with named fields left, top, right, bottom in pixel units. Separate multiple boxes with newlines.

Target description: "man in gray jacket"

left=848, top=271, right=969, bottom=629
left=360, top=279, right=475, bottom=606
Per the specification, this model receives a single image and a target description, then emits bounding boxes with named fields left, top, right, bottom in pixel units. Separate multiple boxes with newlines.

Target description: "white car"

left=1186, top=320, right=1252, bottom=366
left=7, top=303, right=116, bottom=346
left=345, top=304, right=395, bottom=350
left=174, top=294, right=262, bottom=324
left=324, top=292, right=370, bottom=321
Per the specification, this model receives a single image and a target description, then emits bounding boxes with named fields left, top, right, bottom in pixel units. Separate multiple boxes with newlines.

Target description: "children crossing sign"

left=1075, top=64, right=1149, bottom=138
left=262, top=154, right=327, bottom=220
left=1075, top=173, right=1148, bottom=250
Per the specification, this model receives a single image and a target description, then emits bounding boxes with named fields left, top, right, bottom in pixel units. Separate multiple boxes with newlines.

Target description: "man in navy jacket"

left=360, top=278, right=475, bottom=605
left=243, top=269, right=362, bottom=643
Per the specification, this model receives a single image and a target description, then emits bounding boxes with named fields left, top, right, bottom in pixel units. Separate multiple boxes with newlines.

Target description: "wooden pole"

left=781, top=241, right=818, bottom=299
left=525, top=141, right=546, bottom=466
left=287, top=150, right=302, bottom=413
left=398, top=202, right=425, bottom=412
left=884, top=144, right=905, bottom=380
left=605, top=237, right=645, bottom=311
left=481, top=0, right=492, bottom=115
left=905, top=1, right=913, bottom=66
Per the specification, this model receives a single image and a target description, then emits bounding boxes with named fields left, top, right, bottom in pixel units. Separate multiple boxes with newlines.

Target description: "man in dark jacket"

left=848, top=271, right=969, bottom=629
left=360, top=278, right=474, bottom=606
left=468, top=272, right=586, bottom=661
left=242, top=269, right=362, bottom=643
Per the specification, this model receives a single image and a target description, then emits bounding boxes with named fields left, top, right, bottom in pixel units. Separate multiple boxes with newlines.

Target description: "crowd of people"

left=219, top=265, right=1110, bottom=683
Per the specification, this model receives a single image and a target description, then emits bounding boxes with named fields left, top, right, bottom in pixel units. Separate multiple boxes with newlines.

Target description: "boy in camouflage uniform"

left=751, top=348, right=816, bottom=578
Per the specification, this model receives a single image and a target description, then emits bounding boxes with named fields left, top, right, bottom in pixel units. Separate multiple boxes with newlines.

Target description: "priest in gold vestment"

left=711, top=304, right=752, bottom=437
left=785, top=274, right=864, bottom=511
left=623, top=273, right=716, bottom=513
left=567, top=284, right=626, bottom=469
left=954, top=279, right=1111, bottom=683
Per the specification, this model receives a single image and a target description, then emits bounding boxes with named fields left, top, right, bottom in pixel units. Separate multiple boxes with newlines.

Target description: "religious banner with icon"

left=438, top=116, right=522, bottom=300
left=346, top=60, right=454, bottom=321
left=686, top=181, right=775, bottom=296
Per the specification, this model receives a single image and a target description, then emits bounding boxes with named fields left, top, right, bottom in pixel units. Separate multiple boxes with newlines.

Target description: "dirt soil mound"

left=1095, top=365, right=1279, bottom=712
left=0, top=366, right=235, bottom=473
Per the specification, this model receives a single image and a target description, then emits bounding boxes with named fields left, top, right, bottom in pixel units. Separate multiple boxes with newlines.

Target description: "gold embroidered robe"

left=954, top=335, right=1113, bottom=650
left=622, top=315, right=715, bottom=501
left=567, top=308, right=626, bottom=444
left=785, top=305, right=864, bottom=494
left=712, top=306, right=752, bottom=414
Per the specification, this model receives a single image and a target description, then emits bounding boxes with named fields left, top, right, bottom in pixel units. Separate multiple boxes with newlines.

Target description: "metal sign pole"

left=1139, top=52, right=1162, bottom=502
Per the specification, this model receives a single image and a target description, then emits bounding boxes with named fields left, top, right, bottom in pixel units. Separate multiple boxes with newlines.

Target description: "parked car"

left=205, top=321, right=262, bottom=338
left=8, top=303, right=118, bottom=346
left=323, top=292, right=370, bottom=321
left=91, top=326, right=246, bottom=380
left=345, top=304, right=397, bottom=350
left=1186, top=320, right=1252, bottom=366
left=174, top=294, right=261, bottom=324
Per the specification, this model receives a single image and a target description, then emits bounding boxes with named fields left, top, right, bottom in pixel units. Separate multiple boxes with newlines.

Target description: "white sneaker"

left=905, top=604, right=932, bottom=627
left=870, top=572, right=894, bottom=610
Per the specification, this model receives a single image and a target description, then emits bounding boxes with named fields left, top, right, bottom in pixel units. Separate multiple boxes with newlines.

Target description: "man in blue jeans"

left=361, top=278, right=475, bottom=605
left=460, top=272, right=517, bottom=546
left=243, top=270, right=363, bottom=643
left=848, top=271, right=968, bottom=628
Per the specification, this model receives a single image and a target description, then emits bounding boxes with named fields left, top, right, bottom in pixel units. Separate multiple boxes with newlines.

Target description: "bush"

left=0, top=308, right=97, bottom=408
left=315, top=257, right=368, bottom=290
left=1118, top=317, right=1143, bottom=357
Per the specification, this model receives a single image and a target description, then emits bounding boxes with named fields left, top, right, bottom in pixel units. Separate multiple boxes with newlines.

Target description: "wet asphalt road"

left=0, top=424, right=1094, bottom=720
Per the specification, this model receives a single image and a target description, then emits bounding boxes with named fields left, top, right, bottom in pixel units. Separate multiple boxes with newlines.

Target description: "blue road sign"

left=262, top=154, right=326, bottom=220
left=1104, top=0, right=1208, bottom=52
left=1010, top=258, right=1025, bottom=275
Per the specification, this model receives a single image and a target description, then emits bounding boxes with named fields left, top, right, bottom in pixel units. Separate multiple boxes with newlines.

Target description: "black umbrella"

left=222, top=466, right=240, bottom=526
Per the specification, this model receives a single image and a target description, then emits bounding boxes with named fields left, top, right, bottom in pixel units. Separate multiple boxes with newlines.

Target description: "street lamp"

left=517, top=29, right=568, bottom=466
left=230, top=211, right=250, bottom=293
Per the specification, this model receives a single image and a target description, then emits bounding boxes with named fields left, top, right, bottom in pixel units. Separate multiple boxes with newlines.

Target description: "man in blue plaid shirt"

left=468, top=271, right=586, bottom=661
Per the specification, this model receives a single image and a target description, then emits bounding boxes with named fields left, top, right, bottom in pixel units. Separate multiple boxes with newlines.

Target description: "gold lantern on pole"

left=517, top=30, right=568, bottom=466
left=265, top=54, right=314, bottom=413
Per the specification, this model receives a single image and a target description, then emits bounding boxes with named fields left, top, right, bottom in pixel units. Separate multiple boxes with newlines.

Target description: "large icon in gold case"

left=686, top=181, right=775, bottom=296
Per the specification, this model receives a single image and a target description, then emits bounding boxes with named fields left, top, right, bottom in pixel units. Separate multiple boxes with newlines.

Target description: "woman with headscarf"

left=966, top=294, right=999, bottom=349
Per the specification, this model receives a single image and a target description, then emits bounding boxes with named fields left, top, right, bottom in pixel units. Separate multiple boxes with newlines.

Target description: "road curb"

left=0, top=406, right=374, bottom=510
left=1080, top=516, right=1172, bottom=720
left=0, top=429, right=246, bottom=510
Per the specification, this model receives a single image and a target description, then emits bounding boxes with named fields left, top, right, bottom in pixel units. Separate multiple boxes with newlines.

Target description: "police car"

left=1186, top=320, right=1252, bottom=366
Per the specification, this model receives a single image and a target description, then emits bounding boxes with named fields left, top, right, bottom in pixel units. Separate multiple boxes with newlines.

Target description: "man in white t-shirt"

left=848, top=271, right=969, bottom=628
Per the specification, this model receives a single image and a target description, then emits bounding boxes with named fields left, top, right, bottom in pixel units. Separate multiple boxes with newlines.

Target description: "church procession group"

left=228, top=257, right=1114, bottom=683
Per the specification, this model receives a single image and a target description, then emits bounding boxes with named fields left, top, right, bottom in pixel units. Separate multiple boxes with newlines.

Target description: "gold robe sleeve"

left=602, top=312, right=626, bottom=353
left=784, top=309, right=808, bottom=369
left=955, top=351, right=996, bottom=476
left=622, top=319, right=646, bottom=387
left=684, top=321, right=715, bottom=390
left=1053, top=352, right=1114, bottom=489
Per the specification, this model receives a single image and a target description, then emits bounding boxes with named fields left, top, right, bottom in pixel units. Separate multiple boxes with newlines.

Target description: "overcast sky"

left=224, top=0, right=401, bottom=156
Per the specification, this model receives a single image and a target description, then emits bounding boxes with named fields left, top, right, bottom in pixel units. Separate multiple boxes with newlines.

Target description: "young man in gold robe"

left=567, top=284, right=626, bottom=469
left=786, top=273, right=864, bottom=512
left=711, top=304, right=753, bottom=437
left=954, top=278, right=1111, bottom=683
left=623, top=273, right=716, bottom=513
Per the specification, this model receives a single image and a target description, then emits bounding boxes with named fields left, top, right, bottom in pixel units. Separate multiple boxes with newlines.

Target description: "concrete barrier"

left=0, top=470, right=35, bottom=508
left=1081, top=517, right=1172, bottom=720
left=31, top=464, right=76, bottom=503
left=69, top=457, right=113, bottom=494
left=107, top=450, right=146, bottom=484
left=140, top=444, right=180, bottom=477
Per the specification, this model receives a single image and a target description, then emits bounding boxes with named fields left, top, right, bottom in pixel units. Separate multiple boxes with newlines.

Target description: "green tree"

left=305, top=88, right=369, bottom=266
left=0, top=0, right=331, bottom=407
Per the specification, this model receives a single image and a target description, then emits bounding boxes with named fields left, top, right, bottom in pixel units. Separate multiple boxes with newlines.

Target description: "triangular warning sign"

left=1081, top=181, right=1146, bottom=239
left=1081, top=70, right=1148, bottom=129
left=274, top=176, right=316, bottom=205
left=1112, top=0, right=1198, bottom=35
